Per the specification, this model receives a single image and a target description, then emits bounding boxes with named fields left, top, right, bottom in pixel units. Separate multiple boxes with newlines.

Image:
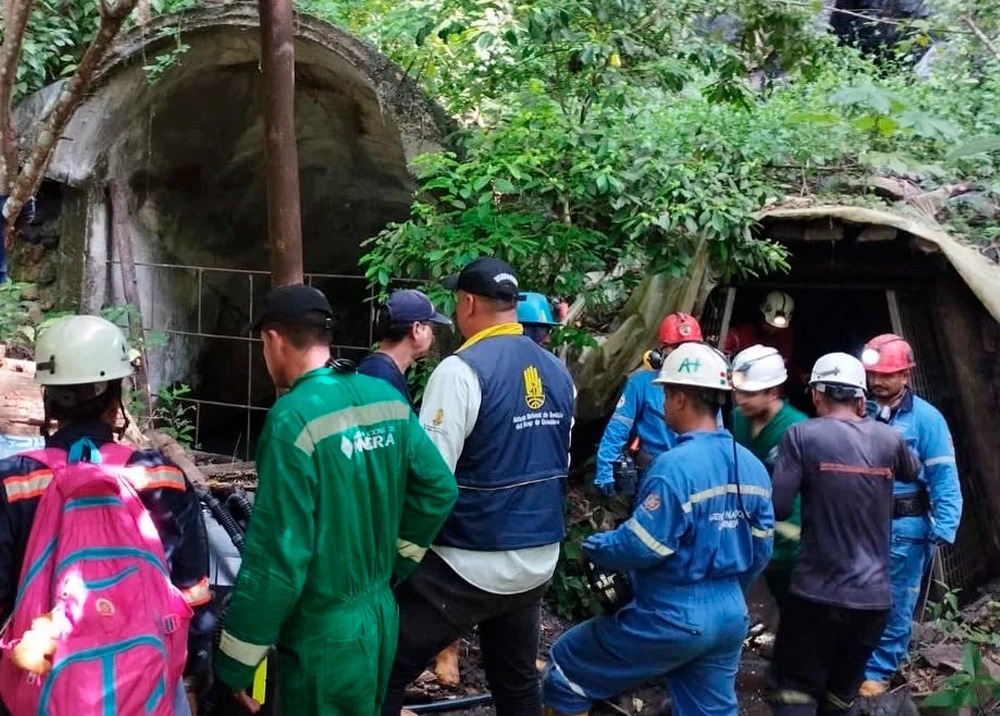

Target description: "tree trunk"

left=0, top=0, right=36, bottom=194
left=3, top=0, right=139, bottom=246
left=110, top=181, right=153, bottom=422
left=258, top=0, right=303, bottom=287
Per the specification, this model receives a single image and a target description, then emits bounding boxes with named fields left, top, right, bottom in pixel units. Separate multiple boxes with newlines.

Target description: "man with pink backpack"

left=0, top=315, right=213, bottom=715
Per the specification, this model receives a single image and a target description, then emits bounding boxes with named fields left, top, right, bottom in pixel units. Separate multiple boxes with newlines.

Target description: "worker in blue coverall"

left=594, top=313, right=706, bottom=497
left=517, top=292, right=562, bottom=347
left=859, top=334, right=963, bottom=697
left=543, top=342, right=775, bottom=716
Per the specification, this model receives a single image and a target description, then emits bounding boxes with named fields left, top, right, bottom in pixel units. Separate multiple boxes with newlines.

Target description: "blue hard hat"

left=517, top=292, right=558, bottom=326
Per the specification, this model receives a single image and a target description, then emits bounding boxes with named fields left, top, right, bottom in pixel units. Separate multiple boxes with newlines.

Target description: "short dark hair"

left=479, top=295, right=517, bottom=313
left=673, top=385, right=727, bottom=412
left=261, top=316, right=333, bottom=350
left=814, top=387, right=860, bottom=407
left=376, top=321, right=417, bottom=343
left=44, top=379, right=123, bottom=423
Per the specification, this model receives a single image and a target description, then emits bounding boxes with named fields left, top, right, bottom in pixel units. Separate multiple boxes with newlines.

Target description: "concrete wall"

left=11, top=4, right=449, bottom=420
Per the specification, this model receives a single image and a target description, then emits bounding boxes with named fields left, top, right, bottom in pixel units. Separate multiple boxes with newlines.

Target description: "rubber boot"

left=859, top=680, right=888, bottom=698
left=433, top=640, right=461, bottom=687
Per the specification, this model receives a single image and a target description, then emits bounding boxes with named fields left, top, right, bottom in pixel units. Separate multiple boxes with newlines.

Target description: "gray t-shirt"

left=772, top=417, right=919, bottom=610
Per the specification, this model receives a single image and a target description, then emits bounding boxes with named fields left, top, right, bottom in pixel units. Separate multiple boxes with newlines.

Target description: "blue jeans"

left=174, top=681, right=192, bottom=716
left=864, top=516, right=932, bottom=681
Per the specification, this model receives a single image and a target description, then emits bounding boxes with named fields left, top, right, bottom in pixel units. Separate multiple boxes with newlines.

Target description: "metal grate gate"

left=108, top=260, right=418, bottom=460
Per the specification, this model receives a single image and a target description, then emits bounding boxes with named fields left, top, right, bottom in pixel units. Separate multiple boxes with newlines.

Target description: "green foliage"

left=99, top=304, right=167, bottom=354
left=923, top=643, right=1000, bottom=713
left=550, top=492, right=606, bottom=620
left=142, top=26, right=190, bottom=84
left=926, top=588, right=1000, bottom=649
left=150, top=383, right=196, bottom=448
left=0, top=282, right=35, bottom=347
left=12, top=0, right=99, bottom=100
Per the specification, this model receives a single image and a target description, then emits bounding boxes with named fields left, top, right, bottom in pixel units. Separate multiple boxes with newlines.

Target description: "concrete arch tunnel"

left=13, top=3, right=450, bottom=455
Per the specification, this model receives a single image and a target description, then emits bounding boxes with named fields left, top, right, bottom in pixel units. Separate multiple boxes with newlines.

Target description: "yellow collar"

left=457, top=323, right=524, bottom=352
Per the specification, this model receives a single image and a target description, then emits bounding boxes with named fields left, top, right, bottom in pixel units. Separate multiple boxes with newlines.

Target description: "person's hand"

left=186, top=689, right=199, bottom=715
left=234, top=689, right=262, bottom=714
left=582, top=534, right=606, bottom=556
left=594, top=477, right=616, bottom=498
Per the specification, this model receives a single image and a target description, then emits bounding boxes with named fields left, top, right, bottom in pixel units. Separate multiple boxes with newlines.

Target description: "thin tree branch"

left=0, top=0, right=36, bottom=193
left=963, top=14, right=1000, bottom=63
left=2, top=0, right=140, bottom=246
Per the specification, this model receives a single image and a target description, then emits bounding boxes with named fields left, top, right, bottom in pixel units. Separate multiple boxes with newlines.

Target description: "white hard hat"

left=761, top=291, right=794, bottom=328
left=809, top=352, right=866, bottom=398
left=34, top=315, right=133, bottom=386
left=653, top=342, right=732, bottom=391
left=731, top=344, right=788, bottom=391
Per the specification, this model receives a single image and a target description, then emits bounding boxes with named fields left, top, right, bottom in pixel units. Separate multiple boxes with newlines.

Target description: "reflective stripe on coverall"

left=543, top=430, right=774, bottom=716
left=214, top=368, right=457, bottom=716
left=864, top=391, right=962, bottom=682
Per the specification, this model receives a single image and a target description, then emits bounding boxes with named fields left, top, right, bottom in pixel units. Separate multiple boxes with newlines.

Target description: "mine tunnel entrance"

left=698, top=234, right=999, bottom=598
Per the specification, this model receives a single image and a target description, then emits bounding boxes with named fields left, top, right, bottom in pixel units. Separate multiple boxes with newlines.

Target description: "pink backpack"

left=0, top=443, right=192, bottom=715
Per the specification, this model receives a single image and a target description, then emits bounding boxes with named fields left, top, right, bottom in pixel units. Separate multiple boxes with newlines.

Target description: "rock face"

left=829, top=0, right=931, bottom=57
left=11, top=4, right=450, bottom=452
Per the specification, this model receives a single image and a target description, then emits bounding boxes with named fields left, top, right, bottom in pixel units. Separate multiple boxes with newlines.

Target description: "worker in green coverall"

left=730, top=344, right=808, bottom=608
left=214, top=284, right=458, bottom=716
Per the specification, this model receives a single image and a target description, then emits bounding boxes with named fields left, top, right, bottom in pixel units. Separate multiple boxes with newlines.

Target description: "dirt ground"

left=401, top=581, right=777, bottom=716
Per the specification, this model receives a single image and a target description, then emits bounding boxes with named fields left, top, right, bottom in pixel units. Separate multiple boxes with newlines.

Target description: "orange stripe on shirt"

left=818, top=462, right=892, bottom=478
left=121, top=465, right=187, bottom=492
left=4, top=470, right=54, bottom=502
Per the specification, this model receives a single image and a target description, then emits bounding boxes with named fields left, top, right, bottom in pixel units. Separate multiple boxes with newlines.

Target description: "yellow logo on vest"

left=523, top=365, right=545, bottom=410
left=432, top=408, right=444, bottom=426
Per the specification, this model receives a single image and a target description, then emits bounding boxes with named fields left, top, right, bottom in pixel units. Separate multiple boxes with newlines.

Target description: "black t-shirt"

left=357, top=352, right=412, bottom=406
left=772, top=417, right=920, bottom=610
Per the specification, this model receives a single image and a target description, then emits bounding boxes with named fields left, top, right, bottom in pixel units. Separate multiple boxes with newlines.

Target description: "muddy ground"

left=402, top=577, right=1000, bottom=716
left=401, top=582, right=777, bottom=716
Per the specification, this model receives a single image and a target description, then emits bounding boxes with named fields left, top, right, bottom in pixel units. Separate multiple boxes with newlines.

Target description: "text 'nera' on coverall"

left=214, top=367, right=458, bottom=716
left=864, top=390, right=962, bottom=682
left=543, top=430, right=775, bottom=716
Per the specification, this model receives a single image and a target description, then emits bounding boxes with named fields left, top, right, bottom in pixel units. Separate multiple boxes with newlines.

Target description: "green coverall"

left=731, top=401, right=807, bottom=607
left=215, top=367, right=458, bottom=715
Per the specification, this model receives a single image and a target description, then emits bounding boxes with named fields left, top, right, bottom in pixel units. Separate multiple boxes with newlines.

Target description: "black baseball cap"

left=441, top=257, right=519, bottom=300
left=384, top=289, right=452, bottom=326
left=251, top=284, right=335, bottom=331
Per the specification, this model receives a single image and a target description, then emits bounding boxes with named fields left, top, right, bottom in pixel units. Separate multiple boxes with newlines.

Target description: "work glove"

left=582, top=533, right=607, bottom=558
left=594, top=476, right=616, bottom=498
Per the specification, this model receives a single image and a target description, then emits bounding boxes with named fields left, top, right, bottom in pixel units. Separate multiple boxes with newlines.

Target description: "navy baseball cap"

left=384, top=289, right=452, bottom=326
left=441, top=257, right=519, bottom=300
left=251, top=284, right=335, bottom=331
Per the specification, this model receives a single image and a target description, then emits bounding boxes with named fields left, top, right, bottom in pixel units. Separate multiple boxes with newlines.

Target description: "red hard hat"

left=658, top=313, right=703, bottom=345
left=862, top=333, right=916, bottom=374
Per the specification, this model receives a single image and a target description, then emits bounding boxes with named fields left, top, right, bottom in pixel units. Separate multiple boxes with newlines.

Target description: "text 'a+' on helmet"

left=34, top=315, right=134, bottom=387
left=731, top=344, right=788, bottom=392
left=760, top=291, right=794, bottom=329
left=809, top=352, right=867, bottom=398
left=516, top=292, right=559, bottom=327
left=653, top=342, right=732, bottom=391
left=861, top=333, right=916, bottom=374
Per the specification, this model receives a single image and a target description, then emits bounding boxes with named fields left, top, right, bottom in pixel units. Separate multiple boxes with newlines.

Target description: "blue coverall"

left=544, top=430, right=775, bottom=716
left=595, top=370, right=678, bottom=491
left=864, top=390, right=963, bottom=682
left=596, top=371, right=722, bottom=492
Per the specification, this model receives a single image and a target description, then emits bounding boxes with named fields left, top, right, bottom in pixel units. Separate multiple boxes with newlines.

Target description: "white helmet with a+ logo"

left=653, top=342, right=732, bottom=391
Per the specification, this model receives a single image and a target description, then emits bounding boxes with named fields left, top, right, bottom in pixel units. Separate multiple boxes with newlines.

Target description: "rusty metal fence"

left=107, top=259, right=418, bottom=459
